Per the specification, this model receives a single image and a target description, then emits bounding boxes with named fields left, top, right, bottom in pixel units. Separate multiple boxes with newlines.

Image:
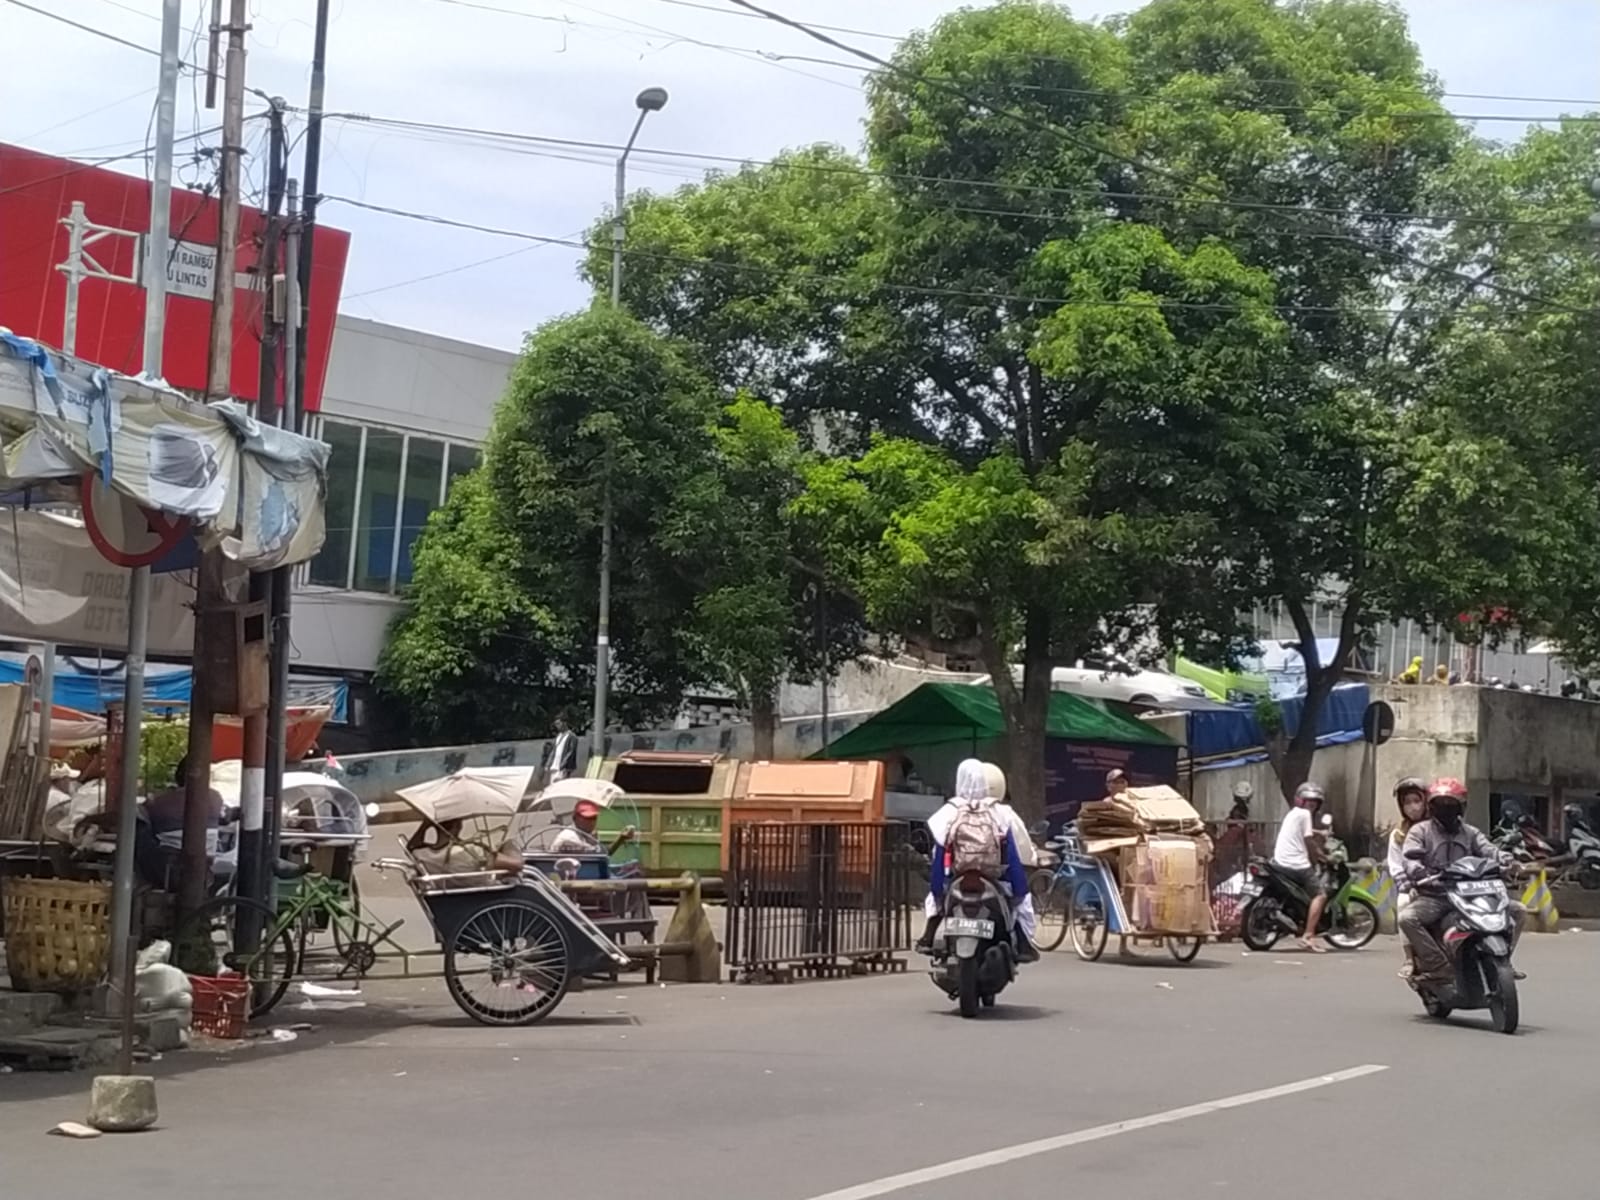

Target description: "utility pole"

left=593, top=86, right=669, bottom=760
left=234, top=98, right=287, bottom=948
left=107, top=0, right=182, bottom=1005
left=263, top=0, right=329, bottom=885
left=182, top=0, right=249, bottom=918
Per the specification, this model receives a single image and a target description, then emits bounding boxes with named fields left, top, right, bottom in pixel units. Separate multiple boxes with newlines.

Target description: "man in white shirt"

left=1273, top=780, right=1331, bottom=952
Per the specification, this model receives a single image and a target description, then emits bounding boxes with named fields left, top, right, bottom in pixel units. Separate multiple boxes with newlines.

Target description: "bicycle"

left=173, top=862, right=405, bottom=1019
left=1026, top=826, right=1081, bottom=953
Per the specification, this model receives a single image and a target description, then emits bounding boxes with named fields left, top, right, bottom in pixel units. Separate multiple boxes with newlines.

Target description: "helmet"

left=1564, top=803, right=1588, bottom=826
left=1426, top=777, right=1467, bottom=832
left=1232, top=781, right=1254, bottom=801
left=1394, top=777, right=1426, bottom=812
left=1293, top=781, right=1325, bottom=809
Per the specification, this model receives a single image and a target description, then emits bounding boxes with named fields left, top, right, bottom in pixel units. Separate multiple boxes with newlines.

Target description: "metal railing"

left=725, top=821, right=918, bottom=981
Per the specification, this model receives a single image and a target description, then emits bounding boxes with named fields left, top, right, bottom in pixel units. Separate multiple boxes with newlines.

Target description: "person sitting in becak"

left=916, top=759, right=1037, bottom=962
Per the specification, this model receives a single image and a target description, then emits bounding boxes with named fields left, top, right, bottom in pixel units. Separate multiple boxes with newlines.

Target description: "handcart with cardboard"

left=1060, top=786, right=1218, bottom=964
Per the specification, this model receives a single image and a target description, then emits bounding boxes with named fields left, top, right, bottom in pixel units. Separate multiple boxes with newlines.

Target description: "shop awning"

left=819, top=682, right=1174, bottom=759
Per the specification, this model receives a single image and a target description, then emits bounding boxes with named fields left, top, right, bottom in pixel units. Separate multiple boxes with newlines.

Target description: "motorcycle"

left=929, top=870, right=1019, bottom=1018
left=1407, top=855, right=1521, bottom=1034
left=1238, top=842, right=1380, bottom=951
left=1566, top=822, right=1600, bottom=890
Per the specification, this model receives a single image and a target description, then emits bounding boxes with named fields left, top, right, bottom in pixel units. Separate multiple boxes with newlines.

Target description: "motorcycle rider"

left=916, top=758, right=1038, bottom=962
left=1272, top=781, right=1332, bottom=952
left=1386, top=778, right=1428, bottom=977
left=1399, top=777, right=1527, bottom=995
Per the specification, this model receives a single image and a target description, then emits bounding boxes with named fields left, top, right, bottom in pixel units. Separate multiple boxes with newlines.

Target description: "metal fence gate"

left=725, top=821, right=919, bottom=981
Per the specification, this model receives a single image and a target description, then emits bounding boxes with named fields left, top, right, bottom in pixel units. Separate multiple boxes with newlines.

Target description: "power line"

left=416, top=0, right=1597, bottom=125
left=342, top=234, right=576, bottom=300
left=724, top=0, right=1591, bottom=319
left=652, top=0, right=1600, bottom=110
left=0, top=124, right=229, bottom=200
left=1, top=0, right=201, bottom=70
left=320, top=111, right=1583, bottom=233
left=320, top=192, right=1574, bottom=323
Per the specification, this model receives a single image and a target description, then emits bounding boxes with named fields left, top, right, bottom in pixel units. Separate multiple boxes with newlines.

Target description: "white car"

left=976, top=658, right=1211, bottom=707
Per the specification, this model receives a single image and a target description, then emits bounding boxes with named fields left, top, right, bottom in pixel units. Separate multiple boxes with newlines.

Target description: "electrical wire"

left=1, top=0, right=202, bottom=71
left=0, top=124, right=229, bottom=200
left=342, top=231, right=583, bottom=300
left=316, top=111, right=1584, bottom=233
left=418, top=0, right=1599, bottom=124
left=319, top=193, right=1577, bottom=323
left=724, top=0, right=1593, bottom=318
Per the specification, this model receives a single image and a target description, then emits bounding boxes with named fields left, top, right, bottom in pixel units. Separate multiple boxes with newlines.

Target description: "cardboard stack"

left=1077, top=786, right=1215, bottom=936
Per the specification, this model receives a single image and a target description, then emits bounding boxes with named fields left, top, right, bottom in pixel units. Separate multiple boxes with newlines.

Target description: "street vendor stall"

left=0, top=331, right=329, bottom=1000
left=1053, top=785, right=1217, bottom=964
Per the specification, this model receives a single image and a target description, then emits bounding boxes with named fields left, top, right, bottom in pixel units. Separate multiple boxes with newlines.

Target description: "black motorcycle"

left=928, top=870, right=1019, bottom=1018
left=1238, top=848, right=1380, bottom=951
left=1408, top=855, right=1520, bottom=1034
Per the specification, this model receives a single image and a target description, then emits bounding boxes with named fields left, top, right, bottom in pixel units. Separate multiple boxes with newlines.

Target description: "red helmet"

left=1426, top=777, right=1467, bottom=802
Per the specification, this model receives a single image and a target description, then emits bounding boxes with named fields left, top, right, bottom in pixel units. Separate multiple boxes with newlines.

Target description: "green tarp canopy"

left=819, top=682, right=1173, bottom=759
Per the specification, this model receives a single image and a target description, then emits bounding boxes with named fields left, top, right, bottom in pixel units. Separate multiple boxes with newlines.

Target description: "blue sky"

left=3, top=0, right=1597, bottom=351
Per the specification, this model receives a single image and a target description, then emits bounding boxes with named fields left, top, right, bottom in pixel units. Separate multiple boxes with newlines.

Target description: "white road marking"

left=801, top=1063, right=1388, bottom=1200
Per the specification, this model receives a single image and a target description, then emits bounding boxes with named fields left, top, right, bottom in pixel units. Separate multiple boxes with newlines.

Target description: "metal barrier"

left=726, top=821, right=917, bottom=982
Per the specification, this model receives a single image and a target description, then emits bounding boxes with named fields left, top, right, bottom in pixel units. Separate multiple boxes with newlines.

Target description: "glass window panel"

left=308, top=421, right=362, bottom=587
left=444, top=443, right=480, bottom=500
left=354, top=430, right=404, bottom=592
left=397, top=437, right=444, bottom=586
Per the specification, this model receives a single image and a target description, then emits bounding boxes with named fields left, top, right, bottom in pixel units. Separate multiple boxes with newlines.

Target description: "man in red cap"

left=550, top=798, right=636, bottom=855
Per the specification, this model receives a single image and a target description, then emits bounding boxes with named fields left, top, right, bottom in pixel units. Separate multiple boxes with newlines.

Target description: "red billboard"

left=0, top=142, right=349, bottom=412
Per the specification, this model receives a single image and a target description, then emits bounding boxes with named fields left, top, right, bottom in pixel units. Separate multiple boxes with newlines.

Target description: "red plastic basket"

left=188, top=974, right=250, bottom=1039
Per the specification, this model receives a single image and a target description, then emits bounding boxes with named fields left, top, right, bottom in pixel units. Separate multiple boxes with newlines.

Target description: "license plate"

left=1240, top=882, right=1263, bottom=896
left=944, top=917, right=994, bottom=938
left=1457, top=880, right=1505, bottom=896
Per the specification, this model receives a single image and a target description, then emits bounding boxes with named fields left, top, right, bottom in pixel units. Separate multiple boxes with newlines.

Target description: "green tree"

left=678, top=395, right=867, bottom=757
left=378, top=306, right=720, bottom=745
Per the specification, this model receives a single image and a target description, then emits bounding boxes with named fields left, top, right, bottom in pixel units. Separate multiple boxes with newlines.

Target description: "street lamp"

left=593, top=85, right=670, bottom=759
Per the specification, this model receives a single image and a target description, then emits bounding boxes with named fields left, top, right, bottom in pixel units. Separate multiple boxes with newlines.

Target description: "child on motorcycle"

left=1386, top=778, right=1428, bottom=978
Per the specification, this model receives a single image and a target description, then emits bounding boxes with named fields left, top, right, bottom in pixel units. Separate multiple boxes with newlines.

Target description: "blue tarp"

left=1185, top=682, right=1370, bottom=761
left=0, top=656, right=347, bottom=722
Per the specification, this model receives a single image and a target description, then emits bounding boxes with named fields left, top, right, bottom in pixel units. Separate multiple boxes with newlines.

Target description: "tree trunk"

left=750, top=685, right=777, bottom=761
left=1269, top=595, right=1363, bottom=804
left=981, top=607, right=1052, bottom=822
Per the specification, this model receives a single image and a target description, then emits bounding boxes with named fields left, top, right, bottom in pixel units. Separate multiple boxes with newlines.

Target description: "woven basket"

left=1, top=877, right=112, bottom=993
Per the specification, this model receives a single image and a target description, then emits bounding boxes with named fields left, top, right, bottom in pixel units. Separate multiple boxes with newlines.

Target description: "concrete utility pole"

left=593, top=85, right=669, bottom=760
left=107, top=0, right=183, bottom=1006
left=233, top=98, right=287, bottom=950
left=182, top=0, right=250, bottom=918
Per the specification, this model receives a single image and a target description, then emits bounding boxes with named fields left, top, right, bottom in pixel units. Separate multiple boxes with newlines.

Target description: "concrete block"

left=0, top=990, right=61, bottom=1029
left=138, top=1013, right=187, bottom=1053
left=88, top=1075, right=158, bottom=1132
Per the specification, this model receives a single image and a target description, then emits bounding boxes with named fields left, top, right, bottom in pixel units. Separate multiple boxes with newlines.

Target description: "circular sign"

left=1362, top=700, right=1395, bottom=746
left=80, top=472, right=190, bottom=568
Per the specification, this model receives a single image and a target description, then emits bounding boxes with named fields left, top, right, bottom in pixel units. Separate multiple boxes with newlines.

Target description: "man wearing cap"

left=1106, top=768, right=1130, bottom=799
left=550, top=798, right=637, bottom=855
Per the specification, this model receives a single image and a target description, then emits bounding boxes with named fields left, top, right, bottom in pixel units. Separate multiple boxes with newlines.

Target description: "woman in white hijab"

left=916, top=759, right=1038, bottom=959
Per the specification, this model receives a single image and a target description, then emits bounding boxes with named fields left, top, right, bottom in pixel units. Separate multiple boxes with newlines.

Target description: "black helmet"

left=1564, top=803, right=1588, bottom=826
left=1394, top=777, right=1425, bottom=810
left=1293, top=781, right=1325, bottom=809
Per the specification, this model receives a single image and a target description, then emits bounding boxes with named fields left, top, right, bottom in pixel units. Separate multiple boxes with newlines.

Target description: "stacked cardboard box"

left=1078, top=786, right=1215, bottom=936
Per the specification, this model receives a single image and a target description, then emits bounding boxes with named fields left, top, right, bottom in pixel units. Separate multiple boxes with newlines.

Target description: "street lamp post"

left=593, top=86, right=669, bottom=760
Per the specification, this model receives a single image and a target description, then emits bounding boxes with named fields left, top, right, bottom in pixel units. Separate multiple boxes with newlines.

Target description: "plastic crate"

left=189, top=974, right=250, bottom=1039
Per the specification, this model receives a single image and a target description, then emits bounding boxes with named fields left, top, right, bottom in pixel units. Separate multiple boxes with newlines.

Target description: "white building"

left=290, top=315, right=516, bottom=742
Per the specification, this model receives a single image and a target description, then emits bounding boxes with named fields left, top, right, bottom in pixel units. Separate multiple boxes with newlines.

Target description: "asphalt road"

left=3, top=930, right=1595, bottom=1198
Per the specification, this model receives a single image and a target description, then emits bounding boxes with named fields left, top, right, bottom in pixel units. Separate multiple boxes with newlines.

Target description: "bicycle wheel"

left=443, top=899, right=571, bottom=1027
left=329, top=874, right=364, bottom=957
left=1033, top=877, right=1070, bottom=952
left=173, top=895, right=297, bottom=1020
left=1070, top=879, right=1109, bottom=961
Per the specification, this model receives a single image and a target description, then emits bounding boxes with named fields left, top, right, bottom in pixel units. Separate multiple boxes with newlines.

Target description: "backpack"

left=946, top=805, right=1006, bottom=877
